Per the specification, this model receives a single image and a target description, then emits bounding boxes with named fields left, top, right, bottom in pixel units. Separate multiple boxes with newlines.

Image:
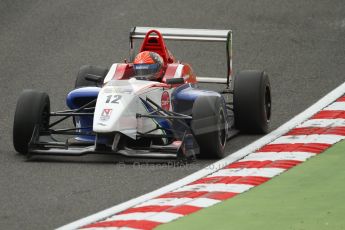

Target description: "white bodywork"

left=93, top=78, right=173, bottom=139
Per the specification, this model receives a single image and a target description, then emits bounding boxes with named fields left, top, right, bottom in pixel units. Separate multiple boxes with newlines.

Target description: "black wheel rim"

left=40, top=103, right=50, bottom=130
left=218, top=110, right=226, bottom=147
left=265, top=86, right=271, bottom=122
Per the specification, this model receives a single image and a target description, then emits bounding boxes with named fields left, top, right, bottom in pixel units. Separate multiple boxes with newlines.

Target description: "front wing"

left=27, top=96, right=200, bottom=160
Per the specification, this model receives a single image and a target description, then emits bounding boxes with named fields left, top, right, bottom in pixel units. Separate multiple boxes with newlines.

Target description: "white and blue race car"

left=13, top=27, right=271, bottom=160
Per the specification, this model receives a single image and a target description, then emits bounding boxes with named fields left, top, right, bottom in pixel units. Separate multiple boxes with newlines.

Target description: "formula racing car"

left=13, top=27, right=271, bottom=160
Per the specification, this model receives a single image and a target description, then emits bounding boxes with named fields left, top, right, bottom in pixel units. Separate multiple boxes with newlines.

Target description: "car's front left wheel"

left=13, top=90, right=50, bottom=154
left=191, top=96, right=227, bottom=159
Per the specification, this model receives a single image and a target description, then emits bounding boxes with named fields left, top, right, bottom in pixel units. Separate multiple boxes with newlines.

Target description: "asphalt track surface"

left=0, top=1, right=344, bottom=229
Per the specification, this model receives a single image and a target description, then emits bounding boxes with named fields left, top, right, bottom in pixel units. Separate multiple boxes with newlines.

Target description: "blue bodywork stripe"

left=139, top=97, right=172, bottom=134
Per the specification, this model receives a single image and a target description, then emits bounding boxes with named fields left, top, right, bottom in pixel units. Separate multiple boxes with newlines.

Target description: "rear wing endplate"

left=130, top=27, right=233, bottom=87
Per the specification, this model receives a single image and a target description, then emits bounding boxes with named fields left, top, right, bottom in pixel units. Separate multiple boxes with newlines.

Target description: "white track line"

left=80, top=227, right=138, bottom=230
left=105, top=212, right=182, bottom=223
left=80, top=228, right=138, bottom=230
left=135, top=198, right=194, bottom=207
left=57, top=82, right=345, bottom=230
left=136, top=197, right=220, bottom=208
left=186, top=197, right=221, bottom=207
left=324, top=101, right=345, bottom=110
left=210, top=168, right=285, bottom=178
left=298, top=119, right=345, bottom=127
left=241, top=152, right=315, bottom=161
left=173, top=183, right=253, bottom=193
left=271, top=134, right=345, bottom=145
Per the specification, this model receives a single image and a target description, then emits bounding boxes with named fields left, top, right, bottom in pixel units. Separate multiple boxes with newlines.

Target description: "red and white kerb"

left=79, top=95, right=345, bottom=230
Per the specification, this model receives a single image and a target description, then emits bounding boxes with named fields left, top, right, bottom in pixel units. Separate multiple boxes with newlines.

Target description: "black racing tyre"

left=191, top=96, right=227, bottom=159
left=233, top=70, right=271, bottom=133
left=13, top=90, right=50, bottom=154
left=75, top=65, right=109, bottom=88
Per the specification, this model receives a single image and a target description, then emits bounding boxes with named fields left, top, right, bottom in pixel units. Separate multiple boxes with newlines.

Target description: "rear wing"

left=130, top=27, right=233, bottom=88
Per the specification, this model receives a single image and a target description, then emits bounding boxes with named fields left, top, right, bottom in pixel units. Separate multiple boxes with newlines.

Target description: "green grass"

left=158, top=141, right=345, bottom=230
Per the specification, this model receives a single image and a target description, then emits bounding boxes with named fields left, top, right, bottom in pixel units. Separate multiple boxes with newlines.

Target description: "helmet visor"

left=134, top=63, right=160, bottom=80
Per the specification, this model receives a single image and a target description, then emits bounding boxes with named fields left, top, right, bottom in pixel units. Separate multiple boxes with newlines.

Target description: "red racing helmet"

left=133, top=51, right=164, bottom=81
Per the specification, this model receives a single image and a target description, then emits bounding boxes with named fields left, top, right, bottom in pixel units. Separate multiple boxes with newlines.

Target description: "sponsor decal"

left=103, top=87, right=114, bottom=94
left=115, top=87, right=133, bottom=94
left=100, top=108, right=112, bottom=121
left=161, top=91, right=170, bottom=110
left=134, top=64, right=150, bottom=69
left=103, top=86, right=133, bottom=94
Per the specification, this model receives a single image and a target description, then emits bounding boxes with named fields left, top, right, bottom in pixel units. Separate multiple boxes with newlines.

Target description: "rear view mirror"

left=166, top=78, right=184, bottom=85
left=85, top=74, right=103, bottom=83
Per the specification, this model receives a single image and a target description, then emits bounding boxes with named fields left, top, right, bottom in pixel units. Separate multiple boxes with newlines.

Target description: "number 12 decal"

left=106, top=95, right=122, bottom=104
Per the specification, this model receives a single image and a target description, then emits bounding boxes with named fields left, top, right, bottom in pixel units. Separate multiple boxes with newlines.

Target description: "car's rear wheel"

left=233, top=70, right=271, bottom=133
left=75, top=65, right=109, bottom=88
left=13, top=90, right=50, bottom=154
left=73, top=65, right=108, bottom=126
left=191, top=96, right=227, bottom=158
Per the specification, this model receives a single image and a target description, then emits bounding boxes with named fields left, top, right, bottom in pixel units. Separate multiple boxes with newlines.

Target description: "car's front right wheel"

left=233, top=70, right=271, bottom=133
